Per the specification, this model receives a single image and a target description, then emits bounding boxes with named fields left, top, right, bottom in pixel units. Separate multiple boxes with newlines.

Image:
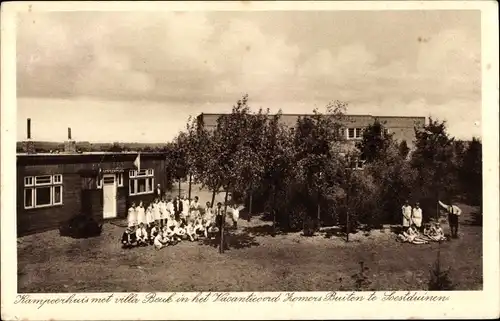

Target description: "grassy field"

left=17, top=201, right=482, bottom=293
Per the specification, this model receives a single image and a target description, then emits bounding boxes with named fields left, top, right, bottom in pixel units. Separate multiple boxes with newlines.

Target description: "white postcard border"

left=1, top=1, right=499, bottom=320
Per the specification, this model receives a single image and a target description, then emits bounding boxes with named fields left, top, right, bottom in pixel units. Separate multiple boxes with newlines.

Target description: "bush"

left=302, top=215, right=317, bottom=236
left=59, top=214, right=103, bottom=239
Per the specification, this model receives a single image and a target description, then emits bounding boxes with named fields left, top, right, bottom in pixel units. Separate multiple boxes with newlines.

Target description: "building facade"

left=17, top=152, right=167, bottom=236
left=196, top=113, right=425, bottom=149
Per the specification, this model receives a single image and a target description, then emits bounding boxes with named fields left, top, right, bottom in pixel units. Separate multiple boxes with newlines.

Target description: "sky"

left=16, top=10, right=482, bottom=143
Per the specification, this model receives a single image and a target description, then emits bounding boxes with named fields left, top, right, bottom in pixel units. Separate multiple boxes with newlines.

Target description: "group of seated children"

left=121, top=195, right=225, bottom=250
left=397, top=219, right=446, bottom=244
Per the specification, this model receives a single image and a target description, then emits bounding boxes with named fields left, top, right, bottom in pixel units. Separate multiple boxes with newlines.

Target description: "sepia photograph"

left=1, top=1, right=499, bottom=320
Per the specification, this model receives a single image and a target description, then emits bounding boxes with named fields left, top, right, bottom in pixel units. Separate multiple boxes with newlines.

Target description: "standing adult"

left=412, top=202, right=423, bottom=230
left=154, top=184, right=163, bottom=199
left=173, top=196, right=183, bottom=221
left=402, top=200, right=412, bottom=231
left=438, top=200, right=462, bottom=239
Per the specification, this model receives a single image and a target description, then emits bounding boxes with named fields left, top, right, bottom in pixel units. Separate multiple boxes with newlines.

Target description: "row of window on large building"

left=23, top=168, right=157, bottom=210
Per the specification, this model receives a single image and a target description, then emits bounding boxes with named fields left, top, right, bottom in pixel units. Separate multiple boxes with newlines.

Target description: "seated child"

left=163, top=224, right=175, bottom=242
left=428, top=222, right=446, bottom=242
left=121, top=227, right=137, bottom=249
left=423, top=223, right=432, bottom=237
left=404, top=225, right=429, bottom=244
left=186, top=219, right=198, bottom=242
left=153, top=230, right=169, bottom=250
left=194, top=217, right=206, bottom=237
left=149, top=223, right=159, bottom=245
left=174, top=220, right=187, bottom=241
left=135, top=223, right=148, bottom=246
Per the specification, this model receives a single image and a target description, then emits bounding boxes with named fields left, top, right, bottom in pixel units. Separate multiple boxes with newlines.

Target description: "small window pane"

left=25, top=188, right=33, bottom=208
left=35, top=187, right=51, bottom=206
left=147, top=178, right=153, bottom=192
left=24, top=177, right=34, bottom=186
left=35, top=175, right=52, bottom=185
left=53, top=174, right=63, bottom=184
left=138, top=178, right=146, bottom=193
left=348, top=128, right=355, bottom=138
left=129, top=180, right=134, bottom=195
left=129, top=170, right=136, bottom=178
left=103, top=176, right=115, bottom=184
left=53, top=186, right=62, bottom=204
left=355, top=128, right=362, bottom=138
left=147, top=169, right=154, bottom=176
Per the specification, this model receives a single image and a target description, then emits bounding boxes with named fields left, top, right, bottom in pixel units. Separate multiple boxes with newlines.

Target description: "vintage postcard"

left=1, top=1, right=499, bottom=320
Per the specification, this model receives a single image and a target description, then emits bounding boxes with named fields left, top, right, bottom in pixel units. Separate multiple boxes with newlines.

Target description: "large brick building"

left=196, top=113, right=426, bottom=148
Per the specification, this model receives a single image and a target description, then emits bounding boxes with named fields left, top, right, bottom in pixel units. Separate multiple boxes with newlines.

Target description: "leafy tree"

left=411, top=118, right=458, bottom=220
left=460, top=137, right=482, bottom=207
left=292, top=101, right=347, bottom=231
left=356, top=120, right=393, bottom=163
left=108, top=142, right=124, bottom=152
left=398, top=140, right=410, bottom=159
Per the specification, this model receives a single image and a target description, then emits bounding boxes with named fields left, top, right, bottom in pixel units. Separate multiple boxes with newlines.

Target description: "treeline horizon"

left=16, top=141, right=171, bottom=153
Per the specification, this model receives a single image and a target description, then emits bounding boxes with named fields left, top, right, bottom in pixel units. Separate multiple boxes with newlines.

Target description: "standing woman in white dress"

left=136, top=201, right=146, bottom=226
left=153, top=198, right=161, bottom=226
left=402, top=200, right=412, bottom=231
left=159, top=197, right=167, bottom=228
left=145, top=203, right=155, bottom=228
left=182, top=195, right=190, bottom=222
left=412, top=202, right=423, bottom=230
left=127, top=202, right=138, bottom=228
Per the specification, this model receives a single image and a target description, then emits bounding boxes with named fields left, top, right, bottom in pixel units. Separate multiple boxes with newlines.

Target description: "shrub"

left=59, top=214, right=103, bottom=239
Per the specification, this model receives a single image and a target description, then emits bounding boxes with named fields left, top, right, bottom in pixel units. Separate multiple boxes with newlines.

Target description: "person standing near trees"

left=438, top=200, right=462, bottom=239
left=402, top=200, right=412, bottom=231
left=412, top=202, right=423, bottom=230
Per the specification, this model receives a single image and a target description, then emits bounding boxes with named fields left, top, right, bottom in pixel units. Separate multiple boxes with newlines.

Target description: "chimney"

left=22, top=118, right=35, bottom=154
left=63, top=126, right=77, bottom=154
left=27, top=118, right=31, bottom=139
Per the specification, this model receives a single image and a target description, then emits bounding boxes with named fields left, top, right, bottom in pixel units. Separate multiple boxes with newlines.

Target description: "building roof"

left=197, top=112, right=425, bottom=119
left=16, top=151, right=167, bottom=165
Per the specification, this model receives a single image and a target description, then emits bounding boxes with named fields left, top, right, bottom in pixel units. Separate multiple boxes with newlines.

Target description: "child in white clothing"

left=127, top=202, right=138, bottom=228
left=136, top=201, right=146, bottom=226
left=135, top=223, right=148, bottom=246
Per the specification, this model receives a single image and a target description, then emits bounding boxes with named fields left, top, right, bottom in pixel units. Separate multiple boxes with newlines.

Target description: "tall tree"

left=356, top=120, right=393, bottom=163
left=460, top=137, right=482, bottom=207
left=293, top=101, right=347, bottom=231
left=411, top=117, right=458, bottom=219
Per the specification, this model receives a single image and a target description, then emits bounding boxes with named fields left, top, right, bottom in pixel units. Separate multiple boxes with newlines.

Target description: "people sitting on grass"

left=121, top=226, right=137, bottom=249
left=423, top=220, right=446, bottom=242
left=136, top=223, right=148, bottom=246
left=186, top=219, right=198, bottom=242
left=154, top=229, right=170, bottom=250
left=149, top=223, right=159, bottom=245
left=397, top=224, right=429, bottom=244
left=120, top=196, right=242, bottom=249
